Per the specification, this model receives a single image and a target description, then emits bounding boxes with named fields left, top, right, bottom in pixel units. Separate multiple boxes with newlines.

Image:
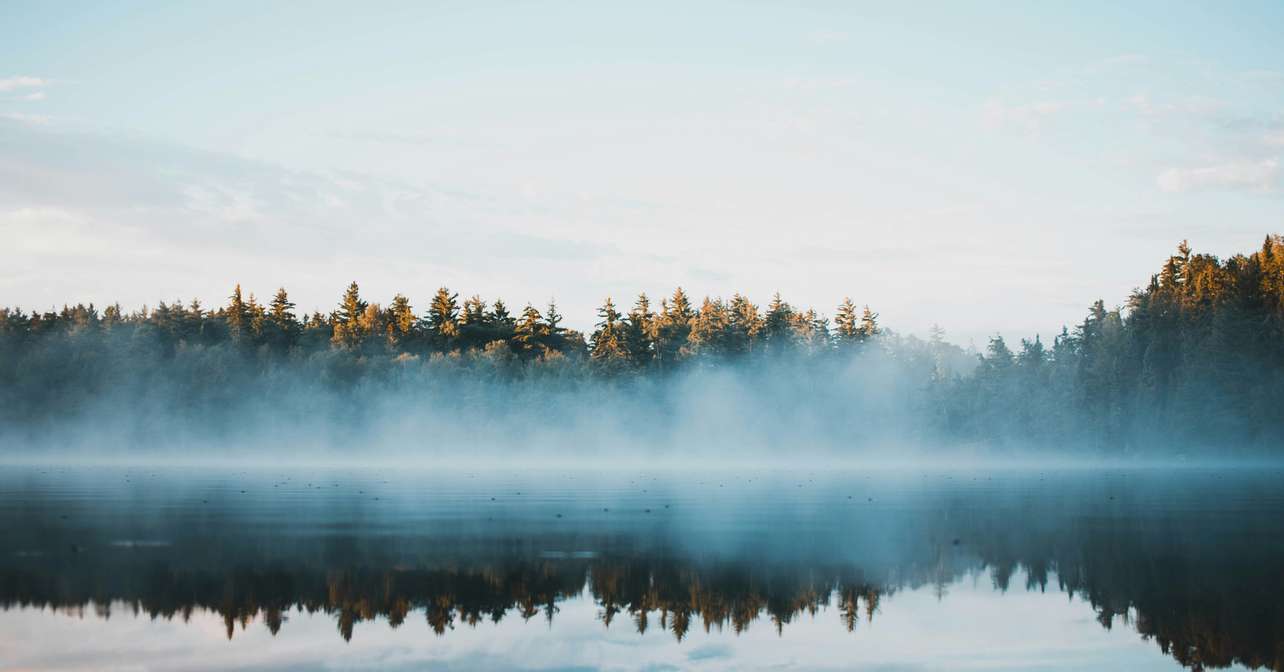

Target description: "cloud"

left=781, top=76, right=862, bottom=92
left=0, top=112, right=51, bottom=125
left=0, top=76, right=46, bottom=92
left=1156, top=159, right=1280, bottom=194
left=982, top=100, right=1067, bottom=131
left=18, top=91, right=46, bottom=102
left=0, top=122, right=651, bottom=322
left=1124, top=94, right=1225, bottom=119
left=1101, top=53, right=1147, bottom=66
left=806, top=29, right=848, bottom=46
left=1240, top=69, right=1284, bottom=84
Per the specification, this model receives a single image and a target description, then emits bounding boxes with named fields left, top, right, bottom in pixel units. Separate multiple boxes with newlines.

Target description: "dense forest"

left=1, top=236, right=1282, bottom=455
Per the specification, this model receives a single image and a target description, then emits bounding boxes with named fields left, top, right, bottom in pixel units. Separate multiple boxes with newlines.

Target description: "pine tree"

left=227, top=284, right=250, bottom=342
left=267, top=288, right=300, bottom=350
left=489, top=299, right=514, bottom=329
left=624, top=293, right=655, bottom=368
left=590, top=298, right=630, bottom=373
left=247, top=293, right=266, bottom=343
left=727, top=294, right=761, bottom=355
left=689, top=297, right=731, bottom=360
left=513, top=303, right=548, bottom=356
left=546, top=300, right=563, bottom=334
left=656, top=288, right=694, bottom=367
left=762, top=292, right=794, bottom=353
left=332, top=281, right=367, bottom=348
left=835, top=298, right=859, bottom=344
left=387, top=293, right=416, bottom=348
left=857, top=306, right=879, bottom=341
left=425, top=287, right=460, bottom=350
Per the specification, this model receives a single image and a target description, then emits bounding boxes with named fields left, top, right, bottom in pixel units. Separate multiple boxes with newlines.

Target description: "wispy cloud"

left=982, top=100, right=1067, bottom=132
left=0, top=76, right=47, bottom=92
left=0, top=112, right=52, bottom=125
left=1124, top=94, right=1225, bottom=119
left=1156, top=159, right=1279, bottom=194
left=1101, top=53, right=1147, bottom=66
left=1240, top=69, right=1284, bottom=85
left=806, top=29, right=848, bottom=47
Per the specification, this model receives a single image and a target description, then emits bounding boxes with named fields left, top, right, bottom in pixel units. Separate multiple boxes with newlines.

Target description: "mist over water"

left=2, top=464, right=1281, bottom=671
left=7, top=236, right=1284, bottom=462
left=7, top=2, right=1284, bottom=668
left=3, top=351, right=947, bottom=463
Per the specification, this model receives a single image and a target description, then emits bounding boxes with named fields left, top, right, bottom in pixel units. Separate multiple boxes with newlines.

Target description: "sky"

left=3, top=1, right=1283, bottom=345
left=0, top=570, right=1200, bottom=671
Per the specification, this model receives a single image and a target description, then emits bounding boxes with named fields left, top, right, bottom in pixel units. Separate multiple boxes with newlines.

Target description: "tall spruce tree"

left=590, top=298, right=629, bottom=373
left=425, top=287, right=460, bottom=350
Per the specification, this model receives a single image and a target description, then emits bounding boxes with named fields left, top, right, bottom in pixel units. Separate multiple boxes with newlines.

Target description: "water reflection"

left=1, top=466, right=1282, bottom=671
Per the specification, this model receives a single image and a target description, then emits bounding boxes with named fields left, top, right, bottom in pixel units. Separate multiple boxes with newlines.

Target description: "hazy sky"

left=3, top=1, right=1283, bottom=344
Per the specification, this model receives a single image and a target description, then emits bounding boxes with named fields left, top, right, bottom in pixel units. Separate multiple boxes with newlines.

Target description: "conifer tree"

left=247, top=293, right=266, bottom=343
left=268, top=288, right=300, bottom=350
left=332, top=281, right=367, bottom=348
left=727, top=294, right=761, bottom=355
left=546, top=300, right=563, bottom=334
left=835, top=298, right=859, bottom=344
left=227, top=284, right=250, bottom=342
left=624, top=293, right=656, bottom=368
left=761, top=292, right=794, bottom=353
left=387, top=294, right=416, bottom=348
left=689, top=297, right=731, bottom=360
left=656, top=288, right=695, bottom=367
left=513, top=303, right=548, bottom=357
left=590, top=298, right=629, bottom=373
left=856, top=306, right=879, bottom=341
left=425, top=287, right=460, bottom=350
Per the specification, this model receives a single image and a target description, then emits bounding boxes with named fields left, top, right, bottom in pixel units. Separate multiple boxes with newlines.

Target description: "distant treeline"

left=1, top=236, right=1282, bottom=453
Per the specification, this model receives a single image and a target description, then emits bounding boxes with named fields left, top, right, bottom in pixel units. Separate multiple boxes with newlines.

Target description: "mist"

left=3, top=237, right=1283, bottom=464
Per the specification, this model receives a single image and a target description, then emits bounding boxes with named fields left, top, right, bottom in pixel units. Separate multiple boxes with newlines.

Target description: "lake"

left=1, top=464, right=1281, bottom=671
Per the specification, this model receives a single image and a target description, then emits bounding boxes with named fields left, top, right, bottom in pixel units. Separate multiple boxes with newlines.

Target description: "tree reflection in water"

left=1, top=467, right=1281, bottom=671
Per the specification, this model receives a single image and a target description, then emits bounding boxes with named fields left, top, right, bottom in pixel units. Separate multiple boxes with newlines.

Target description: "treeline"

left=0, top=283, right=882, bottom=369
left=1, top=236, right=1282, bottom=453
left=936, top=235, right=1284, bottom=450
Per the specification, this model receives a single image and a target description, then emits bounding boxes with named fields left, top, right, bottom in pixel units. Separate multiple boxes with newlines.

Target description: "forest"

left=1, top=236, right=1282, bottom=455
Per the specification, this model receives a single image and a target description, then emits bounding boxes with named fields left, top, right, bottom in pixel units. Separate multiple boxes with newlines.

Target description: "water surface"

left=1, top=465, right=1281, bottom=671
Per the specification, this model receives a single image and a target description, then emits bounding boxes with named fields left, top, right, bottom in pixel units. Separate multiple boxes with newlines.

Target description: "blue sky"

left=3, top=1, right=1283, bottom=343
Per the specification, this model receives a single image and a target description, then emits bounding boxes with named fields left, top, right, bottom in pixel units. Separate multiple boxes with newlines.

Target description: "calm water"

left=1, top=464, right=1282, bottom=671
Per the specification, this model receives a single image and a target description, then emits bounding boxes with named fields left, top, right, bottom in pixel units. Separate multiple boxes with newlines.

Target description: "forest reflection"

left=4, top=506, right=1282, bottom=672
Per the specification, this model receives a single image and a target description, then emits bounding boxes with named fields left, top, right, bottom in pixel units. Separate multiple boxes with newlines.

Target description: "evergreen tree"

left=268, top=288, right=300, bottom=350
left=857, top=306, right=880, bottom=341
left=761, top=292, right=794, bottom=353
left=689, top=297, right=731, bottom=360
left=727, top=294, right=761, bottom=356
left=513, top=303, right=548, bottom=357
left=331, top=281, right=368, bottom=348
left=589, top=298, right=629, bottom=373
left=425, top=287, right=460, bottom=350
left=656, top=288, right=694, bottom=367
left=835, top=298, right=859, bottom=344
left=624, top=293, right=656, bottom=368
left=386, top=293, right=417, bottom=348
left=227, top=284, right=250, bottom=342
left=247, top=293, right=266, bottom=344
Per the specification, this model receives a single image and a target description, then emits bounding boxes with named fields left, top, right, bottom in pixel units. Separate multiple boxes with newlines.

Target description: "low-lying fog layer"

left=3, top=237, right=1283, bottom=459
left=2, top=349, right=1281, bottom=463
